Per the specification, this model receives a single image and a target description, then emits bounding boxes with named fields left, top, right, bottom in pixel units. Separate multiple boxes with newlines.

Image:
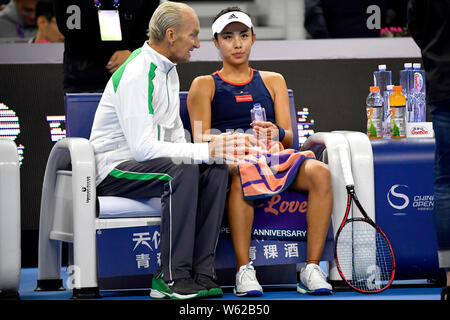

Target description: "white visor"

left=212, top=11, right=253, bottom=36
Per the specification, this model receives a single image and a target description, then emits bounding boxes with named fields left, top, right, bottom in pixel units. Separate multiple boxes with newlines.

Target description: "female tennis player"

left=187, top=7, right=333, bottom=296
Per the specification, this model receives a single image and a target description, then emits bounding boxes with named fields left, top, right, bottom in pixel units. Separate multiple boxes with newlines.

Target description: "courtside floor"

left=2, top=266, right=446, bottom=318
left=16, top=267, right=442, bottom=301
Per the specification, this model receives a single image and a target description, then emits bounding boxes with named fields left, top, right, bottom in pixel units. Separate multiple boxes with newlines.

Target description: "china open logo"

left=387, top=184, right=434, bottom=213
left=387, top=184, right=409, bottom=210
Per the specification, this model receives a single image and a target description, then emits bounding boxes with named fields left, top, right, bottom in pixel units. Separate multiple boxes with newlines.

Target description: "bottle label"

left=251, top=106, right=266, bottom=122
left=390, top=106, right=407, bottom=138
left=366, top=106, right=383, bottom=139
left=414, top=72, right=423, bottom=92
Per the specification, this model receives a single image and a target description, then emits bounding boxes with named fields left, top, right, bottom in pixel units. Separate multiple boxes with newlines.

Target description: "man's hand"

left=208, top=132, right=266, bottom=164
left=251, top=121, right=280, bottom=142
left=106, top=50, right=132, bottom=73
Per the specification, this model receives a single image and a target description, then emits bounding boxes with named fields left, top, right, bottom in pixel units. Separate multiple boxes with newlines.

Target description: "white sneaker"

left=297, top=263, right=332, bottom=295
left=233, top=262, right=263, bottom=297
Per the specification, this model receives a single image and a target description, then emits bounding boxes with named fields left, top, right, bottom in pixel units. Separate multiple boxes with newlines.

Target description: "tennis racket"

left=334, top=145, right=395, bottom=293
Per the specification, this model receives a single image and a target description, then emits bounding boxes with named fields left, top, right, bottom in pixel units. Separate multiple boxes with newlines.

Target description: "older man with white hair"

left=89, top=1, right=258, bottom=300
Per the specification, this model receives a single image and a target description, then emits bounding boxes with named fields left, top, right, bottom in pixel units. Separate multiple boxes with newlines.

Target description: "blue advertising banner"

left=252, top=190, right=309, bottom=240
left=371, top=138, right=442, bottom=280
left=215, top=237, right=334, bottom=269
left=217, top=189, right=334, bottom=268
left=96, top=189, right=334, bottom=281
left=96, top=225, right=160, bottom=279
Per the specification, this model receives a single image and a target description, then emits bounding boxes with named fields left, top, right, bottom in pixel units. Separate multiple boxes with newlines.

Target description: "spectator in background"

left=53, top=0, right=158, bottom=93
left=0, top=0, right=9, bottom=11
left=304, top=0, right=407, bottom=39
left=385, top=0, right=408, bottom=28
left=30, top=0, right=63, bottom=43
left=408, top=0, right=450, bottom=302
left=0, top=0, right=37, bottom=40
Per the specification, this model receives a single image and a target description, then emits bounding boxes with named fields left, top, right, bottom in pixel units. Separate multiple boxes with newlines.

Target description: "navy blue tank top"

left=211, top=69, right=275, bottom=133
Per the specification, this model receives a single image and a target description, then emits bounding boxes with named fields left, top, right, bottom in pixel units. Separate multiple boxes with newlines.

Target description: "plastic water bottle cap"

left=370, top=86, right=379, bottom=92
left=387, top=85, right=394, bottom=90
left=378, top=64, right=387, bottom=70
left=404, top=63, right=412, bottom=68
left=413, top=63, right=421, bottom=69
left=393, top=86, right=402, bottom=92
left=253, top=103, right=261, bottom=109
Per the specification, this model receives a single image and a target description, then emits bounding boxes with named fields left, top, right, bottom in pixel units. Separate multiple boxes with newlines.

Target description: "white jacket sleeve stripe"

left=148, top=62, right=157, bottom=115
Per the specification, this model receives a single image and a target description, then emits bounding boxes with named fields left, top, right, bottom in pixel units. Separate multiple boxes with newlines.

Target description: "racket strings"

left=336, top=220, right=394, bottom=292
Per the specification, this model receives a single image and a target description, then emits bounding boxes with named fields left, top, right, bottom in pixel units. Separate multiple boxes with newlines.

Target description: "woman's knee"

left=307, top=161, right=332, bottom=195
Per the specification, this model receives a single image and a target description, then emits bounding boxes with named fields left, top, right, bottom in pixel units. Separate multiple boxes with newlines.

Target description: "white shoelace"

left=238, top=262, right=257, bottom=284
left=305, top=264, right=327, bottom=282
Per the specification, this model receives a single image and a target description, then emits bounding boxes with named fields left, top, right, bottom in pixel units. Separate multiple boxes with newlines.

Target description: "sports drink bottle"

left=366, top=86, right=384, bottom=139
left=390, top=86, right=407, bottom=139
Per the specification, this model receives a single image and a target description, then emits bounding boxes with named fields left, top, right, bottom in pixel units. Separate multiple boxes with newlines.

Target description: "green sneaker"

left=194, top=273, right=223, bottom=297
left=150, top=271, right=208, bottom=300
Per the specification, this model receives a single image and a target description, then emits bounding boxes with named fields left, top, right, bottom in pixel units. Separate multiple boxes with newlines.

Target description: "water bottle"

left=399, top=63, right=413, bottom=121
left=390, top=86, right=407, bottom=139
left=411, top=63, right=426, bottom=122
left=374, top=64, right=392, bottom=96
left=384, top=85, right=394, bottom=137
left=250, top=103, right=266, bottom=122
left=373, top=64, right=392, bottom=131
left=366, top=86, right=384, bottom=139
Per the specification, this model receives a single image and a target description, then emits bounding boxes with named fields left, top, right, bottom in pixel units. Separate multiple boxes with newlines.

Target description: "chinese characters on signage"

left=132, top=231, right=161, bottom=269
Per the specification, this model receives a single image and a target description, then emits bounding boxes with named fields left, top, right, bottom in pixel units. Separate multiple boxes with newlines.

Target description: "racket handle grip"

left=338, top=144, right=355, bottom=187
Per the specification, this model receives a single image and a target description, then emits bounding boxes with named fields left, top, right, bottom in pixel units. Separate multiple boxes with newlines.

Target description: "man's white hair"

left=149, top=1, right=193, bottom=43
